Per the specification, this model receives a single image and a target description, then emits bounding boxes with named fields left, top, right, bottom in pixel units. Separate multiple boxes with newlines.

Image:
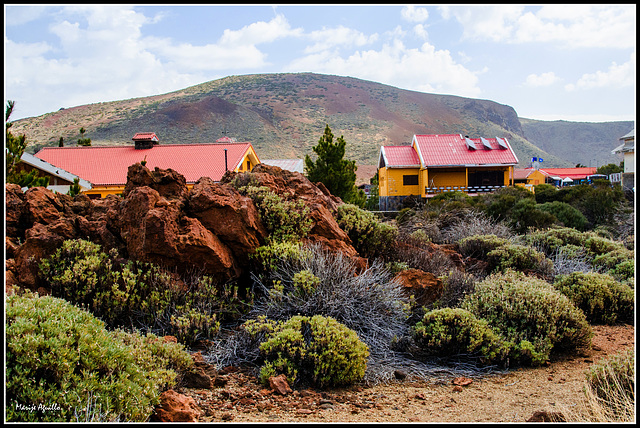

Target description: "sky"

left=4, top=4, right=637, bottom=123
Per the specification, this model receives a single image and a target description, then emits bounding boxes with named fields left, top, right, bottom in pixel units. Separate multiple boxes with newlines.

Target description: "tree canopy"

left=304, top=124, right=365, bottom=207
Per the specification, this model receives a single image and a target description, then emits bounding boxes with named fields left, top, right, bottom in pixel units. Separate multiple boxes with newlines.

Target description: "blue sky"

left=4, top=4, right=636, bottom=122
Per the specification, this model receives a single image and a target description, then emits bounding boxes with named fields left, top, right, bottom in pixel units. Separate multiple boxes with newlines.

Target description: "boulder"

left=123, top=163, right=188, bottom=200
left=150, top=390, right=202, bottom=422
left=23, top=186, right=63, bottom=226
left=118, top=186, right=238, bottom=279
left=395, top=268, right=444, bottom=306
left=5, top=184, right=27, bottom=238
left=188, top=177, right=268, bottom=264
left=269, top=374, right=293, bottom=395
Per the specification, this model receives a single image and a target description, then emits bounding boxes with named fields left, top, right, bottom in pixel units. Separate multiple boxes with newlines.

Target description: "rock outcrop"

left=150, top=390, right=203, bottom=422
left=4, top=162, right=364, bottom=291
left=394, top=268, right=444, bottom=307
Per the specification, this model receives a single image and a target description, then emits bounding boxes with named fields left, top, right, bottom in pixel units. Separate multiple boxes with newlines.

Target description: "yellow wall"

left=380, top=165, right=513, bottom=197
left=378, top=167, right=421, bottom=197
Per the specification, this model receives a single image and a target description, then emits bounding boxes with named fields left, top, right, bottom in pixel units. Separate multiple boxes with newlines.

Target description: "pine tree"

left=5, top=100, right=49, bottom=188
left=305, top=124, right=365, bottom=206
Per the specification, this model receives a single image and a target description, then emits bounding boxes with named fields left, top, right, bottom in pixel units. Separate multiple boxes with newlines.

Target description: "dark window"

left=247, top=160, right=251, bottom=170
left=403, top=174, right=419, bottom=186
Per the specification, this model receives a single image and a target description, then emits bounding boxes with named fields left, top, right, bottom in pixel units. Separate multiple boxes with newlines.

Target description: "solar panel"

left=496, top=137, right=509, bottom=149
left=465, top=137, right=477, bottom=150
left=480, top=137, right=492, bottom=149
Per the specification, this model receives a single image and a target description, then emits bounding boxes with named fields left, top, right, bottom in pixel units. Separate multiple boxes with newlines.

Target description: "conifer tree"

left=305, top=124, right=365, bottom=206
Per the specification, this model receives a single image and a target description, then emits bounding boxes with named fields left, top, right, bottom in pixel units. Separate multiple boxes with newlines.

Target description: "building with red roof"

left=378, top=134, right=519, bottom=209
left=34, top=133, right=260, bottom=198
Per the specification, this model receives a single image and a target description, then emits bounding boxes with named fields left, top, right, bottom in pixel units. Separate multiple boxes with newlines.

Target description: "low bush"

left=435, top=269, right=477, bottom=309
left=440, top=209, right=512, bottom=244
left=553, top=272, right=634, bottom=325
left=457, top=234, right=510, bottom=259
left=336, top=203, right=398, bottom=259
left=584, top=349, right=635, bottom=419
left=412, top=308, right=509, bottom=366
left=38, top=239, right=245, bottom=345
left=6, top=292, right=194, bottom=422
left=538, top=201, right=588, bottom=231
left=486, top=244, right=554, bottom=278
left=245, top=315, right=369, bottom=388
left=240, top=185, right=312, bottom=243
left=591, top=249, right=635, bottom=283
left=209, top=244, right=409, bottom=385
left=461, top=270, right=592, bottom=366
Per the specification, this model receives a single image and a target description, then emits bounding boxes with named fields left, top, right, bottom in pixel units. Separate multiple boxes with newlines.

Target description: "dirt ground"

left=181, top=324, right=635, bottom=423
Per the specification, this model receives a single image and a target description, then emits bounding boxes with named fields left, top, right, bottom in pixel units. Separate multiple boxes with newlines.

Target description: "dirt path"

left=182, top=324, right=634, bottom=423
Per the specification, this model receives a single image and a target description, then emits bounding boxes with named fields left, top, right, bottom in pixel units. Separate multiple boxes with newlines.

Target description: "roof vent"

left=133, top=132, right=159, bottom=150
left=465, top=137, right=477, bottom=150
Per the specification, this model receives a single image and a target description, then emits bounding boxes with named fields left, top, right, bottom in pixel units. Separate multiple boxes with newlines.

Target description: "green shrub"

left=461, top=270, right=592, bottom=366
left=457, top=234, right=510, bottom=259
left=592, top=249, right=635, bottom=282
left=412, top=308, right=509, bottom=366
left=6, top=292, right=194, bottom=422
left=241, top=185, right=312, bottom=243
left=585, top=349, right=635, bottom=411
left=508, top=198, right=557, bottom=234
left=524, top=227, right=588, bottom=256
left=38, top=239, right=233, bottom=345
left=435, top=269, right=477, bottom=309
left=486, top=243, right=554, bottom=278
left=251, top=241, right=311, bottom=272
left=538, top=201, right=588, bottom=231
left=247, top=315, right=369, bottom=388
left=533, top=183, right=559, bottom=204
left=336, top=203, right=398, bottom=259
left=553, top=272, right=634, bottom=325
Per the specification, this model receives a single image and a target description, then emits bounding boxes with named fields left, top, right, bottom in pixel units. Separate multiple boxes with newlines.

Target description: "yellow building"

left=34, top=133, right=261, bottom=198
left=513, top=168, right=547, bottom=193
left=378, top=134, right=519, bottom=210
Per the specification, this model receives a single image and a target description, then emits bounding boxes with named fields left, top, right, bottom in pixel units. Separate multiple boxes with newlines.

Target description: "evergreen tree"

left=67, top=177, right=81, bottom=197
left=305, top=124, right=364, bottom=206
left=77, top=127, right=91, bottom=146
left=5, top=100, right=49, bottom=188
left=59, top=136, right=64, bottom=147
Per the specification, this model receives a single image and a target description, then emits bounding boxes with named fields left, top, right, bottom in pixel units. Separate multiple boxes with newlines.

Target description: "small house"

left=377, top=134, right=519, bottom=210
left=34, top=133, right=261, bottom=198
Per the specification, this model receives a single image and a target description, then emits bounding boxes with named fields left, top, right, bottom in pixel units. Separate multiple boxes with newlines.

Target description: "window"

left=403, top=174, right=419, bottom=186
left=247, top=160, right=251, bottom=171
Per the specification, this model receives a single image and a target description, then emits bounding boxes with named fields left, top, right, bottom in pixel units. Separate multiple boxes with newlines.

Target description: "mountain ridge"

left=11, top=72, right=631, bottom=169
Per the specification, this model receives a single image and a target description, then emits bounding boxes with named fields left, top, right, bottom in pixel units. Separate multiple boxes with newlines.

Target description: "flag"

left=532, top=157, right=537, bottom=162
left=539, top=158, right=543, bottom=162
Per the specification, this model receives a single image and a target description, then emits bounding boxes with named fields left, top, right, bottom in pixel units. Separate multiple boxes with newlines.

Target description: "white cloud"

left=524, top=72, right=560, bottom=87
left=439, top=5, right=636, bottom=48
left=412, top=24, right=429, bottom=41
left=565, top=53, right=636, bottom=91
left=4, top=7, right=305, bottom=118
left=401, top=5, right=429, bottom=23
left=304, top=25, right=378, bottom=54
left=286, top=39, right=481, bottom=98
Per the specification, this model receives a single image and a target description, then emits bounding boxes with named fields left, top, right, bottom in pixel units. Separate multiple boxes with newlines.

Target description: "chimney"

left=224, top=149, right=228, bottom=171
left=133, top=132, right=159, bottom=150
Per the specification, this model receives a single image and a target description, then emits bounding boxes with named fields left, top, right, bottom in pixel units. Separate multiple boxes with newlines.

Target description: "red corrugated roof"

left=513, top=168, right=537, bottom=180
left=413, top=134, right=518, bottom=167
left=538, top=167, right=597, bottom=180
left=381, top=145, right=420, bottom=167
left=35, top=143, right=256, bottom=186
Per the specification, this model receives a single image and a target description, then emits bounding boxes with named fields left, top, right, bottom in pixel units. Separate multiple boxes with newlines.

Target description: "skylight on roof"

left=465, top=137, right=477, bottom=150
left=496, top=137, right=509, bottom=149
left=480, top=137, right=492, bottom=149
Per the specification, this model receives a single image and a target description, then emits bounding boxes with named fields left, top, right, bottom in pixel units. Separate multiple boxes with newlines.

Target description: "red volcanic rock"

left=119, top=186, right=238, bottom=279
left=123, top=163, right=188, bottom=200
left=188, top=177, right=268, bottom=264
left=13, top=219, right=79, bottom=289
left=5, top=184, right=27, bottom=238
left=151, top=390, right=202, bottom=422
left=269, top=374, right=293, bottom=395
left=24, top=186, right=63, bottom=225
left=395, top=268, right=444, bottom=307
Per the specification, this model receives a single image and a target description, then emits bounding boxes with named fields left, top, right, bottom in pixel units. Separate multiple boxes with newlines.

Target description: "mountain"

left=519, top=118, right=633, bottom=168
left=10, top=73, right=624, bottom=170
